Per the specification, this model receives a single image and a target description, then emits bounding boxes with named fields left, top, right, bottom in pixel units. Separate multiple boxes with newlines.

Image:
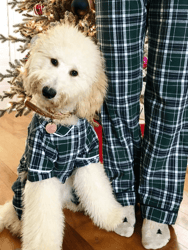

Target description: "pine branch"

left=9, top=76, right=21, bottom=86
left=9, top=60, right=22, bottom=69
left=23, top=13, right=51, bottom=23
left=0, top=34, right=8, bottom=43
left=3, top=90, right=17, bottom=99
left=0, top=109, right=8, bottom=118
left=9, top=35, right=28, bottom=43
left=7, top=101, right=17, bottom=114
left=0, top=72, right=18, bottom=82
left=8, top=0, right=23, bottom=9
left=11, top=86, right=26, bottom=95
left=11, top=81, right=24, bottom=90
left=0, top=60, right=22, bottom=83
left=9, top=0, right=40, bottom=13
left=15, top=108, right=25, bottom=117
left=0, top=34, right=28, bottom=44
left=18, top=0, right=43, bottom=12
left=6, top=69, right=15, bottom=74
left=17, top=41, right=30, bottom=53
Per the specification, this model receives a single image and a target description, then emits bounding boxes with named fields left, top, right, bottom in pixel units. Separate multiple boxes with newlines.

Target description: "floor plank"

left=63, top=222, right=94, bottom=250
left=0, top=180, right=14, bottom=204
left=0, top=159, right=17, bottom=189
left=176, top=210, right=188, bottom=231
left=0, top=127, right=25, bottom=173
left=179, top=192, right=188, bottom=216
left=0, top=229, right=21, bottom=250
left=173, top=223, right=188, bottom=250
left=179, top=244, right=188, bottom=250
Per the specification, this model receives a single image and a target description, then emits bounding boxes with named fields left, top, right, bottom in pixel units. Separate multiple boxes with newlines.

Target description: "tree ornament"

left=34, top=4, right=44, bottom=16
left=23, top=54, right=29, bottom=62
left=71, top=0, right=90, bottom=16
left=143, top=56, right=148, bottom=69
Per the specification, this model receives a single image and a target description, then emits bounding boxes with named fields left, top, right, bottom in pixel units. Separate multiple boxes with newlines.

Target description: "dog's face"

left=23, top=24, right=107, bottom=123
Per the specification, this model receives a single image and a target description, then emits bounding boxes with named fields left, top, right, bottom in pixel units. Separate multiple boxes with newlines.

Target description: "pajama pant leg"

left=95, top=0, right=147, bottom=206
left=139, top=0, right=188, bottom=225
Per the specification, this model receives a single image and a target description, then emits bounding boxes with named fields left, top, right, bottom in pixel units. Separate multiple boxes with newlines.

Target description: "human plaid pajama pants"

left=95, top=0, right=188, bottom=225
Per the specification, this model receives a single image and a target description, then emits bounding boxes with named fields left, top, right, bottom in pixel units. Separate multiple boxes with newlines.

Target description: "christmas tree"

left=0, top=0, right=96, bottom=118
left=0, top=0, right=147, bottom=119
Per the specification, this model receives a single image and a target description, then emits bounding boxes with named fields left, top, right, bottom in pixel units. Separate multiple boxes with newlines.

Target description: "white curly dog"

left=0, top=23, right=135, bottom=250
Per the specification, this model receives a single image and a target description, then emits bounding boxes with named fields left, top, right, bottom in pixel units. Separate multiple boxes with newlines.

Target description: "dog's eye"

left=51, top=58, right=58, bottom=66
left=70, top=70, right=78, bottom=77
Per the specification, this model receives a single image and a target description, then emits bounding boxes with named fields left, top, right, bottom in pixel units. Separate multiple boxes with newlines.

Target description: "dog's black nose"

left=42, top=86, right=57, bottom=99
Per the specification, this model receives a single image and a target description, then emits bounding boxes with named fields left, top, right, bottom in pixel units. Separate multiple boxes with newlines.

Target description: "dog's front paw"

left=96, top=204, right=129, bottom=232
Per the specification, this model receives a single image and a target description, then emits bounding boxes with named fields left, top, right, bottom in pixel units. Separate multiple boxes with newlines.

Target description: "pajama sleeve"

left=27, top=129, right=58, bottom=182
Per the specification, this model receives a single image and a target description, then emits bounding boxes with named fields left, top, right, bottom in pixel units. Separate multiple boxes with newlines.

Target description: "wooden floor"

left=0, top=112, right=187, bottom=250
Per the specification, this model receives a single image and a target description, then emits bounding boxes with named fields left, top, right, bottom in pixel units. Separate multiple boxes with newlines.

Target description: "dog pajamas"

left=12, top=114, right=99, bottom=219
left=96, top=0, right=188, bottom=225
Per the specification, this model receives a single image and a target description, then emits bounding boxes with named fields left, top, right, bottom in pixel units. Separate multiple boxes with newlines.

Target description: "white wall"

left=0, top=0, right=23, bottom=108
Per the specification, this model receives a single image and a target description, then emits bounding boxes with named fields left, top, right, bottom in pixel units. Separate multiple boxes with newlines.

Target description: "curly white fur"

left=23, top=23, right=107, bottom=126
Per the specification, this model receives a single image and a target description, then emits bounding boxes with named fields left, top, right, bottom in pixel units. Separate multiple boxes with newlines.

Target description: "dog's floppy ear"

left=76, top=63, right=107, bottom=125
left=21, top=34, right=44, bottom=96
left=21, top=57, right=36, bottom=97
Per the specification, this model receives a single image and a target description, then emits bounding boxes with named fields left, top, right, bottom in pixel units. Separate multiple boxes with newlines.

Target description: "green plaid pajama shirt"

left=12, top=114, right=99, bottom=219
left=96, top=0, right=188, bottom=225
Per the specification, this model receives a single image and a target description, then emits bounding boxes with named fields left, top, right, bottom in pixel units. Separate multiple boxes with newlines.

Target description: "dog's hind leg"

left=0, top=201, right=21, bottom=237
left=73, top=163, right=126, bottom=231
left=22, top=177, right=65, bottom=250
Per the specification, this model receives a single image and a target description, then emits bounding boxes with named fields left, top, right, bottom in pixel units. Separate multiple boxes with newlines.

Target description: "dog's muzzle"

left=42, top=86, right=57, bottom=99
